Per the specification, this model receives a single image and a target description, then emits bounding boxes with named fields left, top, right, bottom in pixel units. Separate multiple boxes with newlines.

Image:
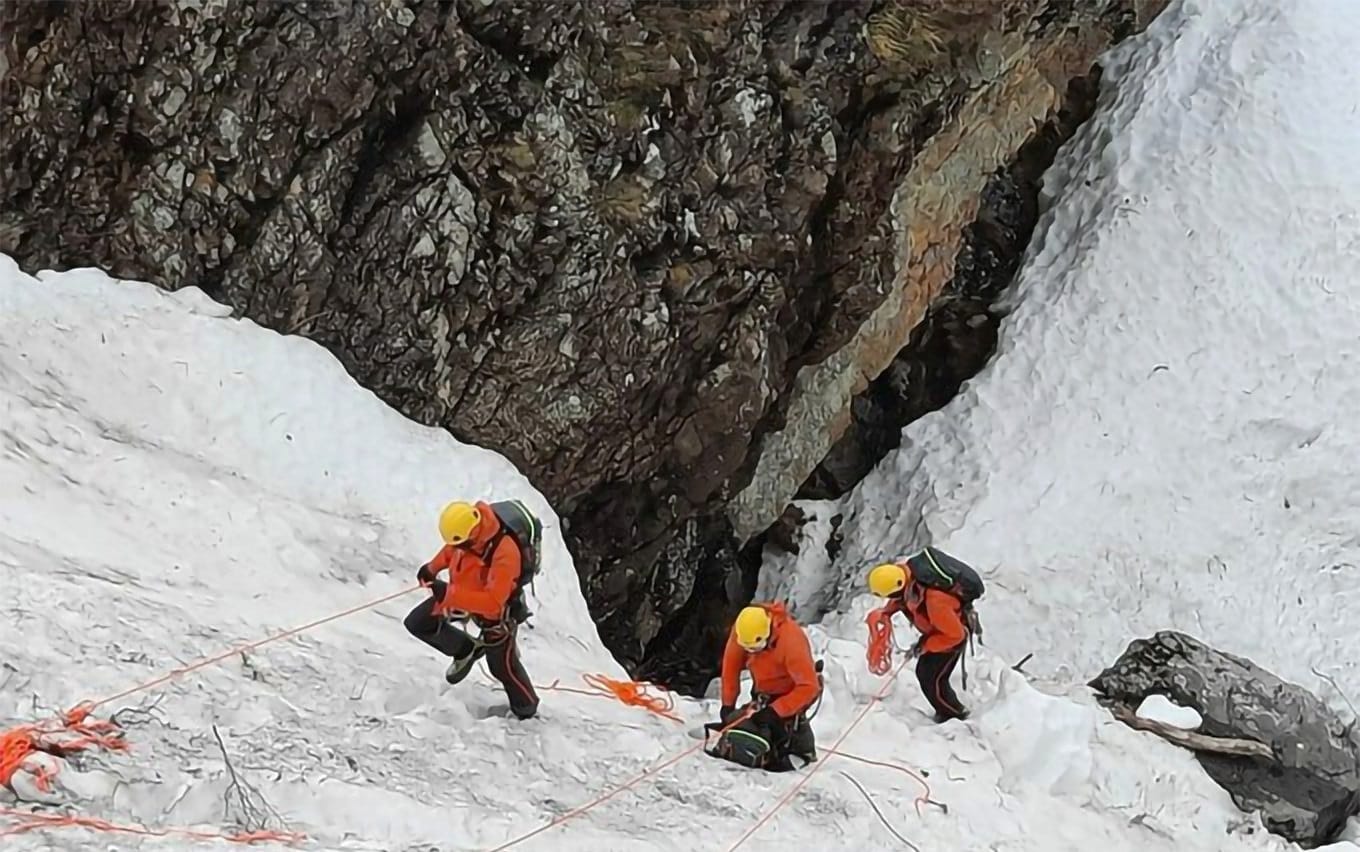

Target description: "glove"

left=750, top=706, right=782, bottom=731
left=416, top=564, right=435, bottom=585
left=429, top=578, right=448, bottom=602
left=719, top=705, right=738, bottom=725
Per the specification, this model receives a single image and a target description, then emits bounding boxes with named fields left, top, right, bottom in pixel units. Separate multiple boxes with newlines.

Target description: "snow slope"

left=771, top=0, right=1360, bottom=732
left=0, top=1, right=1351, bottom=851
left=0, top=256, right=1297, bottom=852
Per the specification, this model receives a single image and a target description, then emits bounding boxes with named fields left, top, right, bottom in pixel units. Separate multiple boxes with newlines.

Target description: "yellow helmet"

left=438, top=501, right=482, bottom=545
left=868, top=562, right=908, bottom=598
left=733, top=606, right=773, bottom=652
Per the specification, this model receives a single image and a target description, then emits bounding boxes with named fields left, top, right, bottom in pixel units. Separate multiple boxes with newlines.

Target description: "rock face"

left=1091, top=631, right=1360, bottom=847
left=797, top=71, right=1102, bottom=501
left=0, top=0, right=1166, bottom=688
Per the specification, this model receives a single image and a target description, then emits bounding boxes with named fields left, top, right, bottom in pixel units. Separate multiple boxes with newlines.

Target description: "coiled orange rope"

left=537, top=674, right=683, bottom=723
left=866, top=607, right=897, bottom=675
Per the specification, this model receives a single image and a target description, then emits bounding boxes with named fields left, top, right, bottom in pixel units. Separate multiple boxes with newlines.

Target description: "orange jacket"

left=886, top=583, right=967, bottom=654
left=720, top=602, right=820, bottom=718
left=425, top=501, right=522, bottom=621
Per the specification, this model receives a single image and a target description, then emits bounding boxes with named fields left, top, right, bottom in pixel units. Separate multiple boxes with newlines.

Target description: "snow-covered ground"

left=2, top=0, right=1357, bottom=850
left=0, top=256, right=1297, bottom=852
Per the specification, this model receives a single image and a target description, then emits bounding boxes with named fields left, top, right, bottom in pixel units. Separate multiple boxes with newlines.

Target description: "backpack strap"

left=471, top=525, right=522, bottom=623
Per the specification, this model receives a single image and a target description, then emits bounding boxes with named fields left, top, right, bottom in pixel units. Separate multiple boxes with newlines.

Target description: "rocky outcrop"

left=0, top=0, right=1167, bottom=687
left=1091, top=631, right=1360, bottom=847
left=797, top=71, right=1102, bottom=500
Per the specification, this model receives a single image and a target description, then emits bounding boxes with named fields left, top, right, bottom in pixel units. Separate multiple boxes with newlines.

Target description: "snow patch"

left=1137, top=695, right=1204, bottom=730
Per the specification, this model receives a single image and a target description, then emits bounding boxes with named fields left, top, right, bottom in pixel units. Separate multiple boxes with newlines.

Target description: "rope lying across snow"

left=1, top=582, right=944, bottom=851
left=0, top=585, right=424, bottom=845
left=0, top=807, right=303, bottom=844
left=838, top=771, right=922, bottom=852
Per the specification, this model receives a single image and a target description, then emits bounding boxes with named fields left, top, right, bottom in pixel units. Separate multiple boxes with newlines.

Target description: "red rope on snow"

left=0, top=807, right=303, bottom=844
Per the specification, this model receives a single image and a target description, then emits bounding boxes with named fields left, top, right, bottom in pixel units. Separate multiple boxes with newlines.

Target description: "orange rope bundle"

left=580, top=674, right=683, bottom=723
left=0, top=807, right=303, bottom=844
left=0, top=706, right=127, bottom=793
left=866, top=606, right=897, bottom=675
left=537, top=674, right=684, bottom=723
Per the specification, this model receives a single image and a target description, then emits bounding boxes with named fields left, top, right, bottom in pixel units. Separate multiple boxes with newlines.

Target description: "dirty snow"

left=0, top=0, right=1349, bottom=850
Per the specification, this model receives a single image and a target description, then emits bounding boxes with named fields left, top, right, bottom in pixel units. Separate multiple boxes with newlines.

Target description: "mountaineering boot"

left=445, top=645, right=486, bottom=685
left=789, top=716, right=817, bottom=763
left=508, top=700, right=538, bottom=721
left=788, top=718, right=816, bottom=762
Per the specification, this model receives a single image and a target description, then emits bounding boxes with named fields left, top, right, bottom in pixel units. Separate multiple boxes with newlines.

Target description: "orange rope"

left=724, top=655, right=912, bottom=851
left=485, top=741, right=706, bottom=851
left=0, top=807, right=303, bottom=844
left=0, top=585, right=418, bottom=844
left=866, top=607, right=897, bottom=676
left=579, top=674, right=683, bottom=723
left=484, top=709, right=755, bottom=851
left=3, top=580, right=931, bottom=850
left=81, top=585, right=421, bottom=712
left=0, top=707, right=127, bottom=793
left=529, top=675, right=684, bottom=723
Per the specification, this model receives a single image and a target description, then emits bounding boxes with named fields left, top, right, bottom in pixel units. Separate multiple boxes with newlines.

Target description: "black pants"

left=404, top=598, right=539, bottom=720
left=916, top=644, right=967, bottom=721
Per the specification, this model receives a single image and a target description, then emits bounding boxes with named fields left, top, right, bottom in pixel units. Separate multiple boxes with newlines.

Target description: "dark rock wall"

left=1, top=0, right=1167, bottom=684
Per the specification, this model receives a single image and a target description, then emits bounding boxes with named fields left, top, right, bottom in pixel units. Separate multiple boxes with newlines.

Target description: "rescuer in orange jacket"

left=718, top=602, right=821, bottom=767
left=404, top=500, right=539, bottom=720
left=868, top=562, right=970, bottom=722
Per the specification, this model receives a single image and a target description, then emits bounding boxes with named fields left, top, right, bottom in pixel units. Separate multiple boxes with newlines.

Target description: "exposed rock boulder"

left=1, top=0, right=1168, bottom=685
left=1091, top=631, right=1360, bottom=847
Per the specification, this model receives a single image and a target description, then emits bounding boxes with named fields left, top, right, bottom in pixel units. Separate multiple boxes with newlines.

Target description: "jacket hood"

left=757, top=600, right=792, bottom=634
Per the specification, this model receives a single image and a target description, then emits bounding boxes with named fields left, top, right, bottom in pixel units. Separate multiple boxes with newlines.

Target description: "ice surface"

left=1, top=0, right=1352, bottom=849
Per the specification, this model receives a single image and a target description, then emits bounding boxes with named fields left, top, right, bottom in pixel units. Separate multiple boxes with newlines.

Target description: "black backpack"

left=478, top=499, right=543, bottom=618
left=904, top=546, right=985, bottom=606
left=710, top=721, right=774, bottom=769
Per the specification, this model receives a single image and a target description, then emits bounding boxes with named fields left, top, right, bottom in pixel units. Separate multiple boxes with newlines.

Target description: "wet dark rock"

left=797, top=69, right=1103, bottom=501
left=1091, top=631, right=1360, bottom=847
